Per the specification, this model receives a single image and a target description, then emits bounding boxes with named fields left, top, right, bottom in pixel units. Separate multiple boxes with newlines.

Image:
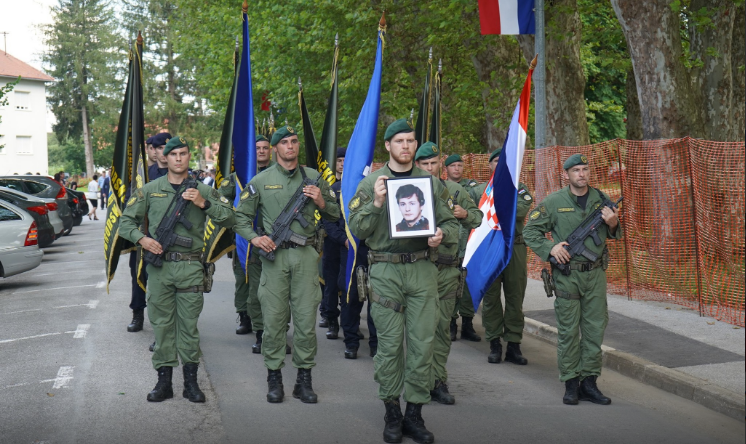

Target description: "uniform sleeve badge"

left=447, top=198, right=454, bottom=210
left=349, top=196, right=361, bottom=210
left=524, top=194, right=532, bottom=201
left=220, top=179, right=230, bottom=188
left=470, top=180, right=478, bottom=187
left=529, top=210, right=540, bottom=220
left=220, top=196, right=229, bottom=204
left=127, top=196, right=137, bottom=206
left=240, top=191, right=249, bottom=200
left=329, top=189, right=336, bottom=198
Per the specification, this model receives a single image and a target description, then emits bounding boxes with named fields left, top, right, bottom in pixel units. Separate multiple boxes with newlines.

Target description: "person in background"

left=101, top=170, right=110, bottom=210
left=69, top=175, right=80, bottom=190
left=86, top=175, right=100, bottom=220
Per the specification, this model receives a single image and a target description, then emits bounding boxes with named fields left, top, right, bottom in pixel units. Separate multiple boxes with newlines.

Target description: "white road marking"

left=52, top=366, right=74, bottom=389
left=0, top=332, right=63, bottom=344
left=71, top=324, right=90, bottom=339
left=95, top=281, right=106, bottom=289
left=1, top=309, right=42, bottom=315
left=12, top=284, right=98, bottom=295
left=39, top=260, right=102, bottom=265
left=53, top=300, right=99, bottom=310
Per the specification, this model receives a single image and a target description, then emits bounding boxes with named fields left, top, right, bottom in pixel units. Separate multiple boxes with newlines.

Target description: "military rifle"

left=144, top=178, right=198, bottom=267
left=549, top=196, right=622, bottom=276
left=257, top=169, right=318, bottom=261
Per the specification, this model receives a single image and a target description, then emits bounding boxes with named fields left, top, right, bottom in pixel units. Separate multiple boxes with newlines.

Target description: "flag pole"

left=534, top=0, right=548, bottom=201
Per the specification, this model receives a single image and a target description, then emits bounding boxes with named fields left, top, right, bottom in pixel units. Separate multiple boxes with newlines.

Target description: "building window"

left=15, top=91, right=31, bottom=110
left=16, top=136, right=32, bottom=154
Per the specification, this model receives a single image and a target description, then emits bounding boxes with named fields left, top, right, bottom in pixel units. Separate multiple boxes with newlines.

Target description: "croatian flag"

left=478, top=0, right=536, bottom=35
left=462, top=61, right=534, bottom=310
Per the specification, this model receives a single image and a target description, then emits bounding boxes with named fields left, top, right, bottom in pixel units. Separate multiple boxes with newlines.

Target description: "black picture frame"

left=385, top=176, right=437, bottom=240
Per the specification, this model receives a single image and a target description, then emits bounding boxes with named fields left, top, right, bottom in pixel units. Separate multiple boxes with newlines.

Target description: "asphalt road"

left=1, top=220, right=743, bottom=444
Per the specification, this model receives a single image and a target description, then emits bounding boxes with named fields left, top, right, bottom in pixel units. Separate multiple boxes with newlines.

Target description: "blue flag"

left=463, top=64, right=533, bottom=310
left=340, top=21, right=385, bottom=294
left=233, top=11, right=256, bottom=271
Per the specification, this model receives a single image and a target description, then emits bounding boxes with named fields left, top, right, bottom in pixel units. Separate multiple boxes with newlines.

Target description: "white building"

left=0, top=53, right=55, bottom=175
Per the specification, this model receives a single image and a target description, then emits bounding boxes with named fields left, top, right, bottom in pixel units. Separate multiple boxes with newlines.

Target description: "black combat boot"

left=578, top=375, right=612, bottom=405
left=326, top=318, right=339, bottom=340
left=235, top=311, right=252, bottom=335
left=504, top=342, right=528, bottom=365
left=182, top=363, right=206, bottom=403
left=292, top=368, right=318, bottom=403
left=149, top=341, right=156, bottom=352
left=252, top=330, right=263, bottom=354
left=383, top=398, right=403, bottom=443
left=449, top=318, right=458, bottom=341
left=369, top=345, right=378, bottom=357
left=402, top=403, right=435, bottom=444
left=487, top=338, right=502, bottom=363
left=429, top=379, right=455, bottom=405
left=460, top=316, right=482, bottom=342
left=344, top=346, right=358, bottom=359
left=319, top=316, right=329, bottom=328
left=266, top=369, right=284, bottom=403
left=146, top=366, right=173, bottom=402
left=357, top=329, right=365, bottom=339
left=127, top=308, right=144, bottom=332
left=563, top=377, right=580, bottom=405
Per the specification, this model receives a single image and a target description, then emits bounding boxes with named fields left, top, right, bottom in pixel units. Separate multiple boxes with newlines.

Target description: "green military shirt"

left=234, top=163, right=339, bottom=242
left=120, top=175, right=236, bottom=251
left=523, top=186, right=622, bottom=262
left=443, top=180, right=483, bottom=258
left=348, top=163, right=459, bottom=254
left=473, top=181, right=533, bottom=238
left=459, top=178, right=481, bottom=203
left=218, top=162, right=277, bottom=201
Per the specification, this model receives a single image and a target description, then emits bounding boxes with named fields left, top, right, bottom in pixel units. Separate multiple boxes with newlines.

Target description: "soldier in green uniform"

left=444, top=154, right=482, bottom=342
left=220, top=134, right=275, bottom=354
left=415, top=145, right=482, bottom=406
left=474, top=149, right=534, bottom=365
left=348, top=120, right=459, bottom=444
left=234, top=126, right=340, bottom=404
left=523, top=153, right=621, bottom=406
left=120, top=136, right=235, bottom=403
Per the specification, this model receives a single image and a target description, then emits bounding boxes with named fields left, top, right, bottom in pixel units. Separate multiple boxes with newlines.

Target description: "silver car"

left=0, top=200, right=44, bottom=278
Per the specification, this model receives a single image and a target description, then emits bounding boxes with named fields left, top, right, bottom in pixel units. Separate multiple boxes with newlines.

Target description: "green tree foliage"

left=43, top=0, right=124, bottom=175
left=47, top=133, right=87, bottom=174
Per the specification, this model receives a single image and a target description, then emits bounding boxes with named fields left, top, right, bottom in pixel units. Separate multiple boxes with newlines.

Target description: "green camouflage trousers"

left=482, top=244, right=527, bottom=343
left=233, top=254, right=264, bottom=331
left=433, top=266, right=460, bottom=384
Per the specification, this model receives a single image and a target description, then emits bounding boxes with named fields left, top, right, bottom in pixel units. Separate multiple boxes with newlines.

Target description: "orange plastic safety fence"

left=370, top=137, right=744, bottom=326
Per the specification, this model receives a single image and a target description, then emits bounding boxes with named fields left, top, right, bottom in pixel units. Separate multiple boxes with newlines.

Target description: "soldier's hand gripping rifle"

left=256, top=169, right=318, bottom=262
left=143, top=178, right=198, bottom=267
left=549, top=196, right=622, bottom=276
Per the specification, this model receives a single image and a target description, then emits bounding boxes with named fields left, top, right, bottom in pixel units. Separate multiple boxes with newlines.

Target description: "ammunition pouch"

left=435, top=254, right=459, bottom=267
left=356, top=266, right=370, bottom=303
left=455, top=267, right=467, bottom=299
left=173, top=235, right=193, bottom=248
left=368, top=249, right=429, bottom=265
left=203, top=262, right=215, bottom=293
left=602, top=247, right=610, bottom=271
left=315, top=225, right=326, bottom=254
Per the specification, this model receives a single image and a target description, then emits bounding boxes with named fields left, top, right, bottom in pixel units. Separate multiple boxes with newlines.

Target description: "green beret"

left=444, top=154, right=462, bottom=167
left=163, top=136, right=188, bottom=156
left=563, top=153, right=589, bottom=170
left=270, top=126, right=298, bottom=146
left=489, top=148, right=502, bottom=163
left=256, top=134, right=269, bottom=143
left=384, top=118, right=414, bottom=141
left=415, top=141, right=439, bottom=161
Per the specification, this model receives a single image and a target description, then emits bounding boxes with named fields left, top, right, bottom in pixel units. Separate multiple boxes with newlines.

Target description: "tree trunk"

left=81, top=104, right=94, bottom=178
left=731, top=3, right=745, bottom=141
left=470, top=37, right=523, bottom=152
left=625, top=66, right=643, bottom=140
left=690, top=0, right=736, bottom=141
left=611, top=0, right=705, bottom=139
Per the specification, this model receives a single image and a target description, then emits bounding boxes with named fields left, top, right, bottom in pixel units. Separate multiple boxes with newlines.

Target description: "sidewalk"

left=478, top=278, right=745, bottom=420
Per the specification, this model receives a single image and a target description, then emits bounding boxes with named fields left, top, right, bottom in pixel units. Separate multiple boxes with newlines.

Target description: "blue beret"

left=270, top=126, right=298, bottom=146
left=384, top=119, right=414, bottom=141
left=336, top=147, right=346, bottom=158
left=146, top=136, right=154, bottom=145
left=563, top=153, right=589, bottom=170
left=151, top=132, right=173, bottom=148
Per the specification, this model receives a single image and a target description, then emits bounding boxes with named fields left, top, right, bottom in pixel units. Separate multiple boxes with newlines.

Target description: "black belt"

left=368, top=250, right=429, bottom=264
left=514, top=234, right=524, bottom=244
left=163, top=252, right=203, bottom=262
left=176, top=285, right=205, bottom=293
left=566, top=259, right=603, bottom=272
left=435, top=254, right=460, bottom=267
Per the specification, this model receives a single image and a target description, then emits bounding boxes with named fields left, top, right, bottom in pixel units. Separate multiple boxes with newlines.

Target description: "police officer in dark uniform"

left=127, top=132, right=171, bottom=334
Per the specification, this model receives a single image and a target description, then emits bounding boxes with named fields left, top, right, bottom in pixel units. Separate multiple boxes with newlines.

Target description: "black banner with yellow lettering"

left=299, top=79, right=319, bottom=171
left=104, top=33, right=146, bottom=292
left=316, top=34, right=339, bottom=186
left=428, top=61, right=441, bottom=148
left=415, top=48, right=433, bottom=147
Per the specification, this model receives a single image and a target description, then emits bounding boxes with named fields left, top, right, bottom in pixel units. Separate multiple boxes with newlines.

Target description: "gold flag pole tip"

left=137, top=31, right=143, bottom=44
left=379, top=12, right=386, bottom=28
left=242, top=1, right=248, bottom=14
left=530, top=54, right=538, bottom=70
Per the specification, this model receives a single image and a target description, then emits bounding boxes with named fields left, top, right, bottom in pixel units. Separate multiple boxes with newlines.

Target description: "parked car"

left=0, top=200, right=44, bottom=278
left=0, top=176, right=73, bottom=236
left=0, top=187, right=56, bottom=248
left=0, top=181, right=65, bottom=238
left=66, top=187, right=88, bottom=226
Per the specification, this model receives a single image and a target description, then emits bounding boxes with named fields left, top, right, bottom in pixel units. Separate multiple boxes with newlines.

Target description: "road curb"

left=523, top=317, right=745, bottom=420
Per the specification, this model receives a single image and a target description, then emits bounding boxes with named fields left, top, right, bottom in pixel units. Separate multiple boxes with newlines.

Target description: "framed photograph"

left=385, top=176, right=437, bottom=239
